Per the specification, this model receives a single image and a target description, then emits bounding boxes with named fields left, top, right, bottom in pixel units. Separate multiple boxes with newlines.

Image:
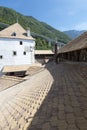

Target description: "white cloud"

left=74, top=22, right=87, bottom=30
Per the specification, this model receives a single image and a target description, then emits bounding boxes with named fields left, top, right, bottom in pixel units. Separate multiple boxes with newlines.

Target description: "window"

left=23, top=51, right=26, bottom=55
left=11, top=32, right=16, bottom=36
left=0, top=55, right=3, bottom=59
left=20, top=41, right=23, bottom=45
left=13, top=51, right=17, bottom=56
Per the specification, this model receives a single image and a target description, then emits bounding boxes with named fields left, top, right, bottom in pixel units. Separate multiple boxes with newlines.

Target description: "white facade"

left=0, top=38, right=35, bottom=71
left=0, top=23, right=36, bottom=73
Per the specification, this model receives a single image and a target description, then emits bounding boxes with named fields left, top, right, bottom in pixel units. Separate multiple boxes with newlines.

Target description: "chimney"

left=26, top=27, right=30, bottom=37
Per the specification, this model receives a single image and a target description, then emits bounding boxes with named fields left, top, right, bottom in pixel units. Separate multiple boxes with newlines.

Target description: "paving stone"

left=77, top=123, right=87, bottom=130
left=64, top=105, right=73, bottom=113
left=0, top=61, right=87, bottom=130
left=58, top=104, right=65, bottom=111
left=67, top=124, right=79, bottom=130
left=58, top=111, right=65, bottom=120
left=42, top=122, right=51, bottom=130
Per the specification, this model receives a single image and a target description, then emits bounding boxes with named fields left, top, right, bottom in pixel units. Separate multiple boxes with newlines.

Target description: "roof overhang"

left=2, top=65, right=30, bottom=73
left=35, top=50, right=54, bottom=55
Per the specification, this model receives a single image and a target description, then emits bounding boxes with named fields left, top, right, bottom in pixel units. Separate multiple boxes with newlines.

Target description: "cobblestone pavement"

left=27, top=62, right=87, bottom=130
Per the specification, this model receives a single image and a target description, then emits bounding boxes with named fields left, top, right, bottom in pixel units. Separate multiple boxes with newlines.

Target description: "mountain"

left=0, top=6, right=71, bottom=44
left=63, top=30, right=86, bottom=39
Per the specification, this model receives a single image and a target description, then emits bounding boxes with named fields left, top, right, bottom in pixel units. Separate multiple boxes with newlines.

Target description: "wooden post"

left=54, top=43, right=58, bottom=63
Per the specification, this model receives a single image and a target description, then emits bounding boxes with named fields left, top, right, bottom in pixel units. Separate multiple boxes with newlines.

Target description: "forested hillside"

left=0, top=6, right=71, bottom=49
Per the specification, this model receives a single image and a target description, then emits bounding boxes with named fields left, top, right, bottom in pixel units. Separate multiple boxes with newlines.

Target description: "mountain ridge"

left=0, top=6, right=71, bottom=44
left=63, top=30, right=86, bottom=39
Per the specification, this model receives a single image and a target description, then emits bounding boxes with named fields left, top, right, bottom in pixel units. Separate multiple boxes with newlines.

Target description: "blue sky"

left=0, top=0, right=87, bottom=31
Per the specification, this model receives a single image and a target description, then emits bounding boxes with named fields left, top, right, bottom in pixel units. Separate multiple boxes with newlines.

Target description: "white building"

left=0, top=23, right=35, bottom=76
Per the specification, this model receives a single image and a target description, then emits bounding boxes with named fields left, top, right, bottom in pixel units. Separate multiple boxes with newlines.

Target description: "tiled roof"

left=58, top=32, right=87, bottom=53
left=0, top=23, right=34, bottom=40
left=35, top=50, right=54, bottom=55
left=2, top=65, right=30, bottom=72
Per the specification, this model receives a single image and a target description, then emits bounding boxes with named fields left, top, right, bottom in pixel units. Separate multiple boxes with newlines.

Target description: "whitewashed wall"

left=0, top=38, right=35, bottom=71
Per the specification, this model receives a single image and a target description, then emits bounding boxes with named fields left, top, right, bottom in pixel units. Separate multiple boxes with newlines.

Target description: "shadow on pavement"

left=27, top=60, right=87, bottom=130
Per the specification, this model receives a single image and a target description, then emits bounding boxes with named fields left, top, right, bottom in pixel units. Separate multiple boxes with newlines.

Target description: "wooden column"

left=54, top=43, right=58, bottom=63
